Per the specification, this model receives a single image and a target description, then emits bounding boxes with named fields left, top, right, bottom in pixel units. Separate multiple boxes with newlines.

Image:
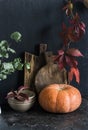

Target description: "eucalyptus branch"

left=0, top=32, right=27, bottom=81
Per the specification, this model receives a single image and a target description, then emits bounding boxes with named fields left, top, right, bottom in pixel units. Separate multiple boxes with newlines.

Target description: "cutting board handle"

left=44, top=51, right=54, bottom=64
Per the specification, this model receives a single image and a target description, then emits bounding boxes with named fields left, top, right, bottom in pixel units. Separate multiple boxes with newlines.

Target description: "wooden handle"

left=44, top=51, right=54, bottom=64
left=39, top=43, right=47, bottom=54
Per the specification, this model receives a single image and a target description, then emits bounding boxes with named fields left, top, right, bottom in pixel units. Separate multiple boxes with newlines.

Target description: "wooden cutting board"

left=24, top=44, right=47, bottom=91
left=35, top=51, right=67, bottom=93
left=24, top=52, right=40, bottom=90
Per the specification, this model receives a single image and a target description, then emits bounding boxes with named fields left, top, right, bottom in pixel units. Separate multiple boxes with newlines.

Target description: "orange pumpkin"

left=39, top=84, right=82, bottom=113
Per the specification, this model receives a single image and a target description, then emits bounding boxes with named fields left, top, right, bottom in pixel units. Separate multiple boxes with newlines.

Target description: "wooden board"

left=24, top=52, right=41, bottom=90
left=35, top=51, right=67, bottom=93
left=24, top=44, right=47, bottom=90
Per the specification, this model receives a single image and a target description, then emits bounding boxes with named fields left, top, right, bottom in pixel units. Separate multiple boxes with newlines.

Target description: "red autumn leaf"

left=54, top=55, right=60, bottom=62
left=17, top=93, right=29, bottom=101
left=68, top=13, right=85, bottom=42
left=65, top=55, right=78, bottom=67
left=67, top=26, right=75, bottom=42
left=69, top=13, right=80, bottom=25
left=70, top=13, right=85, bottom=34
left=61, top=24, right=84, bottom=43
left=80, top=22, right=86, bottom=29
left=18, top=86, right=29, bottom=94
left=68, top=67, right=80, bottom=83
left=79, top=22, right=86, bottom=33
left=58, top=55, right=64, bottom=63
left=54, top=54, right=65, bottom=70
left=6, top=86, right=29, bottom=101
left=67, top=26, right=82, bottom=42
left=66, top=48, right=83, bottom=57
left=6, top=91, right=16, bottom=99
left=68, top=69, right=73, bottom=83
left=54, top=50, right=64, bottom=62
left=58, top=49, right=64, bottom=56
left=15, top=95, right=26, bottom=101
left=57, top=55, right=65, bottom=70
left=60, top=23, right=70, bottom=45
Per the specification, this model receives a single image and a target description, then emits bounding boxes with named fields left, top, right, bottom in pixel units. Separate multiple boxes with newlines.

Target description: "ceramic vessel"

left=8, top=90, right=36, bottom=112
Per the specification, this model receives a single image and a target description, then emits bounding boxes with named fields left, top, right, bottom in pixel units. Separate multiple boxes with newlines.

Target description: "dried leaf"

left=15, top=93, right=29, bottom=101
left=17, top=86, right=29, bottom=94
left=79, top=22, right=86, bottom=33
left=6, top=91, right=15, bottom=99
left=59, top=55, right=64, bottom=63
left=68, top=67, right=80, bottom=83
left=6, top=86, right=29, bottom=101
left=65, top=55, right=78, bottom=67
left=66, top=48, right=83, bottom=57
left=54, top=50, right=64, bottom=63
left=60, top=23, right=70, bottom=45
left=54, top=52, right=65, bottom=70
left=58, top=50, right=64, bottom=56
left=54, top=55, right=60, bottom=62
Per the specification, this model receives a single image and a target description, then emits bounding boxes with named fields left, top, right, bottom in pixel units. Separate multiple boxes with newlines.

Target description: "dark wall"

left=0, top=0, right=88, bottom=104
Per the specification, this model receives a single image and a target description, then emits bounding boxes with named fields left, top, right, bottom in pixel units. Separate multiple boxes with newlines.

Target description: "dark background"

left=0, top=0, right=88, bottom=104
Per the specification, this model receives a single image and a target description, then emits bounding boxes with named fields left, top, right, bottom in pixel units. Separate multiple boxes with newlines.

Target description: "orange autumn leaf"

left=68, top=67, right=80, bottom=84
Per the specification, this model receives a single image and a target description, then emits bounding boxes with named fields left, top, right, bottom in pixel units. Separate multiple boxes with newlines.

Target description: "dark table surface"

left=0, top=97, right=88, bottom=130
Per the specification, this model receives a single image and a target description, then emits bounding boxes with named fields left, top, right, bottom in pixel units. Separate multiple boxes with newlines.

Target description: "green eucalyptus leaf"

left=3, top=62, right=14, bottom=70
left=0, top=54, right=3, bottom=58
left=25, top=62, right=30, bottom=70
left=4, top=53, right=9, bottom=58
left=0, top=40, right=10, bottom=58
left=10, top=32, right=22, bottom=42
left=7, top=47, right=16, bottom=53
left=1, top=46, right=7, bottom=51
left=0, top=40, right=8, bottom=47
left=16, top=63, right=23, bottom=70
left=0, top=52, right=9, bottom=58
left=0, top=74, right=7, bottom=80
left=13, top=58, right=23, bottom=70
left=0, top=62, right=15, bottom=75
